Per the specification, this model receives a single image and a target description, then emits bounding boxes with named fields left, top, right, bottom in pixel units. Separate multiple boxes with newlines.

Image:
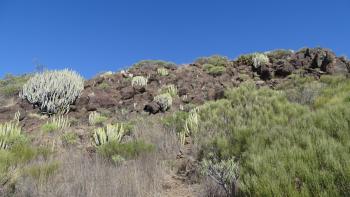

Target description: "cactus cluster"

left=161, top=84, right=178, bottom=97
left=252, top=53, right=269, bottom=68
left=154, top=93, right=172, bottom=111
left=0, top=112, right=22, bottom=149
left=131, top=76, right=148, bottom=87
left=237, top=52, right=269, bottom=68
left=157, top=67, right=169, bottom=76
left=20, top=69, right=84, bottom=115
left=93, top=123, right=126, bottom=146
left=179, top=108, right=199, bottom=145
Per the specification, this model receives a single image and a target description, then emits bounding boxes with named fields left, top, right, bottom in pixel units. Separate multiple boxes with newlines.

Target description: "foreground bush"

left=20, top=69, right=84, bottom=115
left=194, top=79, right=350, bottom=196
left=0, top=112, right=23, bottom=149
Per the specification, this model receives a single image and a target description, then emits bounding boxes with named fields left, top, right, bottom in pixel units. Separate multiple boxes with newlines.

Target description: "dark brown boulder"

left=144, top=101, right=160, bottom=114
left=120, top=86, right=135, bottom=100
left=88, top=91, right=117, bottom=109
left=258, top=65, right=273, bottom=80
left=275, top=61, right=295, bottom=77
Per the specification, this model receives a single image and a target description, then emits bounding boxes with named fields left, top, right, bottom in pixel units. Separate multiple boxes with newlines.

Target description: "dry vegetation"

left=1, top=48, right=350, bottom=197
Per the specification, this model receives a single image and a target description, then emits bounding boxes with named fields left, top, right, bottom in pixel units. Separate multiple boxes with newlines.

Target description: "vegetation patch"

left=196, top=55, right=230, bottom=76
left=97, top=140, right=154, bottom=161
left=88, top=111, right=108, bottom=126
left=41, top=116, right=70, bottom=133
left=160, top=84, right=178, bottom=97
left=203, top=64, right=226, bottom=76
left=132, top=60, right=176, bottom=69
left=154, top=93, right=173, bottom=112
left=20, top=69, right=84, bottom=115
left=0, top=74, right=30, bottom=97
left=190, top=78, right=350, bottom=196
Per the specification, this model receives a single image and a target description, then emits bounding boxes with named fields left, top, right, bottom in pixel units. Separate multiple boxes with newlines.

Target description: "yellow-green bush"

left=193, top=78, right=350, bottom=196
left=195, top=55, right=230, bottom=67
left=203, top=64, right=226, bottom=76
left=132, top=60, right=176, bottom=69
left=41, top=116, right=70, bottom=133
left=88, top=111, right=107, bottom=126
left=160, top=84, right=178, bottom=97
left=0, top=74, right=30, bottom=97
left=97, top=141, right=154, bottom=160
left=196, top=55, right=229, bottom=76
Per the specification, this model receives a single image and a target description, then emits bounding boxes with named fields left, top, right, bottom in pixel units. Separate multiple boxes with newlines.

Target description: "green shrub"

left=154, top=93, right=172, bottom=111
left=24, top=161, right=59, bottom=182
left=41, top=116, right=70, bottom=133
left=194, top=79, right=350, bottom=196
left=196, top=55, right=230, bottom=67
left=160, top=84, right=178, bottom=97
left=0, top=74, right=30, bottom=97
left=162, top=111, right=189, bottom=133
left=97, top=140, right=154, bottom=160
left=61, top=132, right=78, bottom=145
left=97, top=82, right=110, bottom=89
left=314, top=75, right=350, bottom=108
left=132, top=60, right=176, bottom=69
left=41, top=123, right=59, bottom=133
left=88, top=111, right=108, bottom=126
left=0, top=142, right=45, bottom=186
left=277, top=76, right=325, bottom=106
left=203, top=64, right=226, bottom=76
left=20, top=69, right=84, bottom=114
left=266, top=49, right=294, bottom=58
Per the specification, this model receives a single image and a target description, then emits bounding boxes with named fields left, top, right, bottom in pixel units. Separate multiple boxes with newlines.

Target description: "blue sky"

left=0, top=0, right=349, bottom=78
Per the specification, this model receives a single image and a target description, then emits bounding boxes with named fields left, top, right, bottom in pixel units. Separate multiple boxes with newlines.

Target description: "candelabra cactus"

left=131, top=76, right=148, bottom=87
left=19, top=69, right=84, bottom=115
left=0, top=112, right=22, bottom=149
left=157, top=67, right=169, bottom=76
left=93, top=123, right=126, bottom=146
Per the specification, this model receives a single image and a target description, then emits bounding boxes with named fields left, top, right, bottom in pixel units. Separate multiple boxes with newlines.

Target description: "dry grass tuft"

left=14, top=150, right=163, bottom=197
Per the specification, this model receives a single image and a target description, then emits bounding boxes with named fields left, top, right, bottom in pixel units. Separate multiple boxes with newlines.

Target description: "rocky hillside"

left=1, top=48, right=349, bottom=127
left=0, top=47, right=350, bottom=197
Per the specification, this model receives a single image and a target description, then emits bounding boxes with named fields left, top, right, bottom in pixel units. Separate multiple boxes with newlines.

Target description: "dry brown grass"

left=132, top=116, right=181, bottom=160
left=14, top=150, right=163, bottom=197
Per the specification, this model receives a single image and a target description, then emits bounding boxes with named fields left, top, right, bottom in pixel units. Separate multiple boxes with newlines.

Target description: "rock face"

left=0, top=48, right=349, bottom=130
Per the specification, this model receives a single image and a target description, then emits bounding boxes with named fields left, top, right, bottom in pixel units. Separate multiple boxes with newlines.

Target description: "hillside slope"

left=0, top=47, right=350, bottom=197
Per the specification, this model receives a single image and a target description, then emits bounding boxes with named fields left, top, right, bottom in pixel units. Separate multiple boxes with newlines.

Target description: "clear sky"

left=0, top=0, right=349, bottom=78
